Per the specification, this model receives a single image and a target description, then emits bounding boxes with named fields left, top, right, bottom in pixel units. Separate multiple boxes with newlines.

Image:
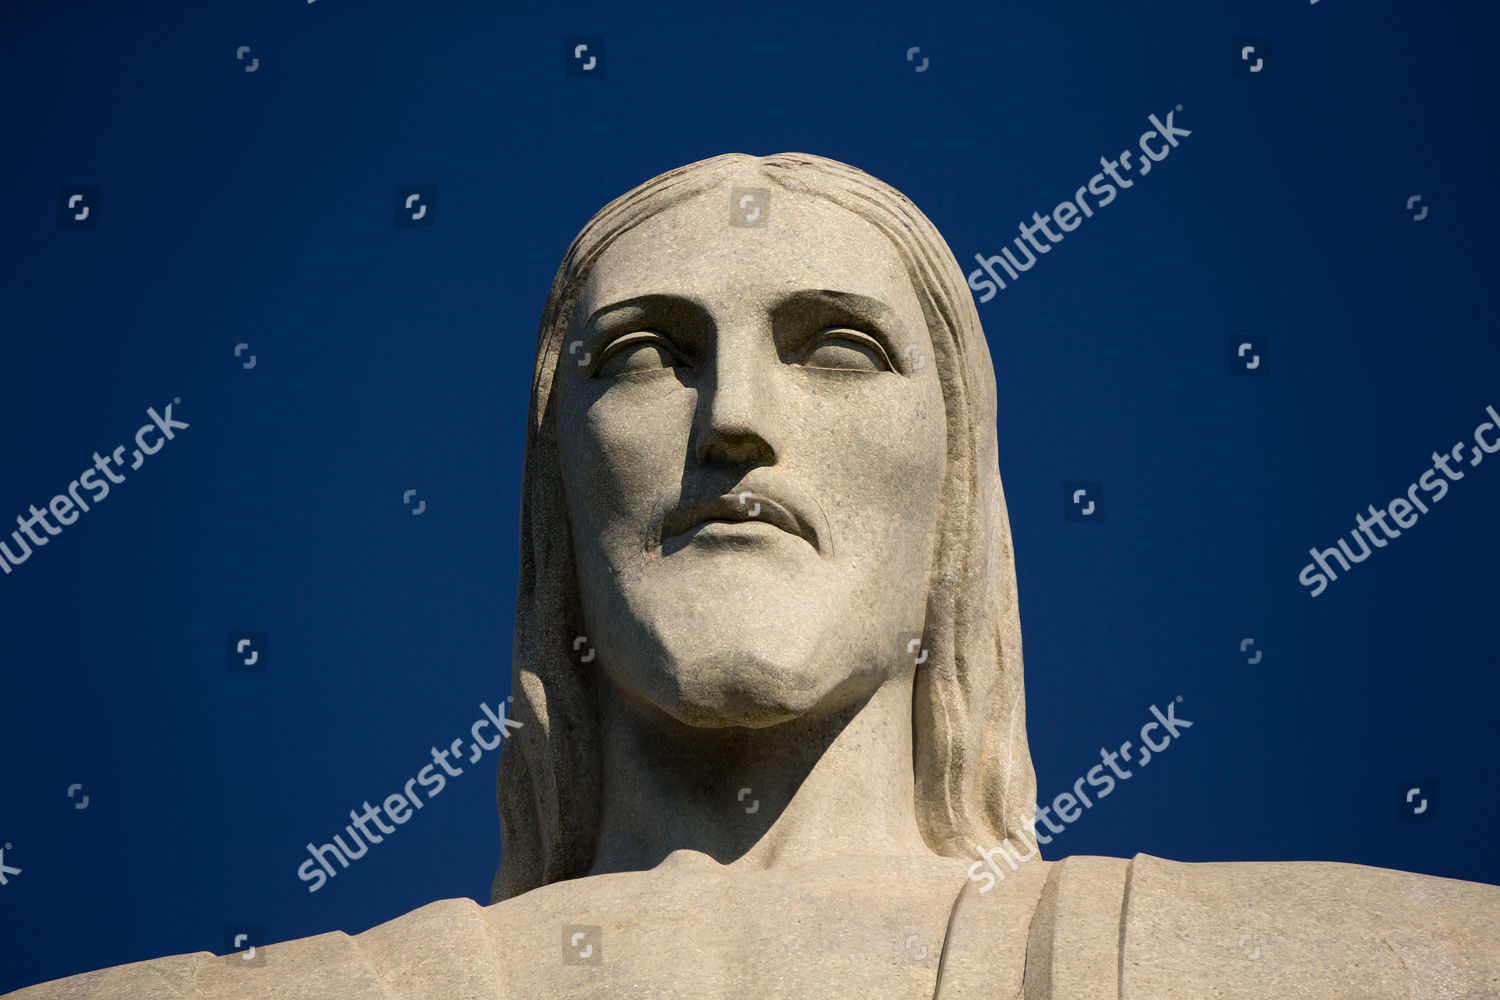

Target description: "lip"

left=661, top=490, right=822, bottom=552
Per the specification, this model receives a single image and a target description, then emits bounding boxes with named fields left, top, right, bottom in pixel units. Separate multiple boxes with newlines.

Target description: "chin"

left=682, top=655, right=834, bottom=728
left=595, top=563, right=871, bottom=726
left=606, top=626, right=837, bottom=730
left=665, top=692, right=806, bottom=730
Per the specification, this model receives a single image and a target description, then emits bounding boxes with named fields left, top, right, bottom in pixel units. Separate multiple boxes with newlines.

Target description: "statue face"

left=555, top=182, right=947, bottom=729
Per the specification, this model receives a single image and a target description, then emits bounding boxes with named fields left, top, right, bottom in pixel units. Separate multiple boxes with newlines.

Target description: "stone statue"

left=10, top=153, right=1497, bottom=999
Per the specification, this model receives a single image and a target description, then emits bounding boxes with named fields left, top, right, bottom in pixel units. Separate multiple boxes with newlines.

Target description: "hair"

left=492, top=153, right=1036, bottom=902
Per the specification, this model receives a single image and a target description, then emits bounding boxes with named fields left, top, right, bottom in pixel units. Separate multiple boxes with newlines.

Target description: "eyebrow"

left=581, top=294, right=709, bottom=338
left=767, top=289, right=902, bottom=334
left=775, top=289, right=896, bottom=320
left=582, top=289, right=899, bottom=333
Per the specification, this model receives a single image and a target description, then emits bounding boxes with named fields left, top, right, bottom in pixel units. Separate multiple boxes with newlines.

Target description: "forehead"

left=575, top=184, right=926, bottom=322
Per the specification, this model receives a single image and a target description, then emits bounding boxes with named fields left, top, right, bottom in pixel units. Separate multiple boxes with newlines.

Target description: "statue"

left=9, top=153, right=1497, bottom=999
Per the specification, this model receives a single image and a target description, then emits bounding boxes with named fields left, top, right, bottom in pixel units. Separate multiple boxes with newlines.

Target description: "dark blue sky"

left=3, top=0, right=1498, bottom=991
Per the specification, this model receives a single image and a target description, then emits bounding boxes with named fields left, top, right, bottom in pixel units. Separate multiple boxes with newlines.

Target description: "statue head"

left=494, top=153, right=1035, bottom=901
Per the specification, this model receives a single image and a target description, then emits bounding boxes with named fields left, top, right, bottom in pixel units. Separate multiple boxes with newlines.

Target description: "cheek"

left=798, top=379, right=947, bottom=559
left=559, top=378, right=696, bottom=540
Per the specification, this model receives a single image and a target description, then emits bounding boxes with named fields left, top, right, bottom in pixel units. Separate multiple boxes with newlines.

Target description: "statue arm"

left=995, top=853, right=1500, bottom=999
left=1117, top=853, right=1500, bottom=998
left=0, top=898, right=509, bottom=999
left=0, top=950, right=221, bottom=1000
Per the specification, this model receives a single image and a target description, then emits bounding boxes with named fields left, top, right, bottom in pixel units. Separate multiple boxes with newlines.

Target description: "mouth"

left=661, top=491, right=820, bottom=552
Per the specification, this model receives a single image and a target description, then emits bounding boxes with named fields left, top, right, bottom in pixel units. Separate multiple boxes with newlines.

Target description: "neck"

left=588, top=675, right=927, bottom=875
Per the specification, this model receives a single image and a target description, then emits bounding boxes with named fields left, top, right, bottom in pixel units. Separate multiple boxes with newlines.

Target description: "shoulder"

left=1, top=950, right=219, bottom=1000
left=1118, top=853, right=1500, bottom=997
left=0, top=898, right=502, bottom=1000
left=1016, top=853, right=1500, bottom=999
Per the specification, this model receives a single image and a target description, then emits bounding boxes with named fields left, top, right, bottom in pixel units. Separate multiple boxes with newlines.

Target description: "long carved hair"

left=493, top=153, right=1036, bottom=902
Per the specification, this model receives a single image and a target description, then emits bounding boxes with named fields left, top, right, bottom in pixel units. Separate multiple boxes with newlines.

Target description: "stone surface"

left=13, top=856, right=1498, bottom=997
left=1119, top=854, right=1500, bottom=999
left=1024, top=856, right=1130, bottom=999
left=8, top=153, right=1498, bottom=998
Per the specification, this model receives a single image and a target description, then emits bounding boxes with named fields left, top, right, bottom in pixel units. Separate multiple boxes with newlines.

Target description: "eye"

left=799, top=329, right=892, bottom=373
left=594, top=332, right=683, bottom=377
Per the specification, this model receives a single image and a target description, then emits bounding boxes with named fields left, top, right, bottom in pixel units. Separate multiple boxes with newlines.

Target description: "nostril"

left=698, top=431, right=773, bottom=467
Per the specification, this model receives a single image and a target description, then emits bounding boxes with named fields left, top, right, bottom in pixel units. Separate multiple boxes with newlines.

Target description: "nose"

left=693, top=323, right=780, bottom=468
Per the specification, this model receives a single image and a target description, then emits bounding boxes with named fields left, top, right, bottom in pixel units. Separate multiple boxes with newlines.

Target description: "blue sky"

left=3, top=0, right=1498, bottom=990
